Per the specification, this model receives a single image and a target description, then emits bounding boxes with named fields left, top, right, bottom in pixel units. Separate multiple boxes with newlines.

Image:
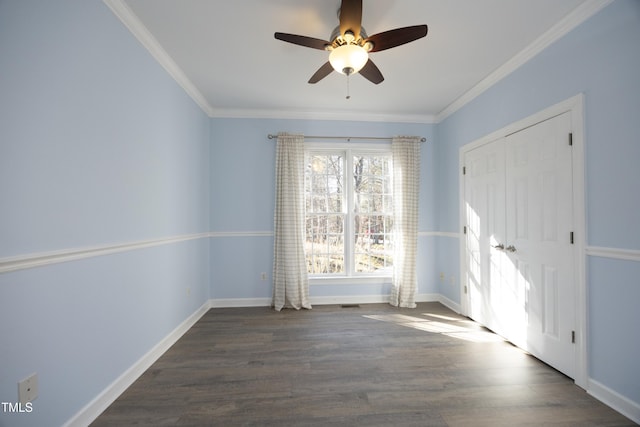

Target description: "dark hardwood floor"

left=92, top=302, right=636, bottom=426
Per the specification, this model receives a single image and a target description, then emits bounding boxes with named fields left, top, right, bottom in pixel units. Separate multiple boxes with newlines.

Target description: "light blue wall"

left=209, top=118, right=439, bottom=301
left=0, top=1, right=210, bottom=426
left=436, top=0, right=640, bottom=410
left=588, top=257, right=640, bottom=402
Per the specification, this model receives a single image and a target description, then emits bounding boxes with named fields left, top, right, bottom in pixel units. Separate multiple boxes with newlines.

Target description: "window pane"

left=383, top=195, right=393, bottom=213
left=355, top=254, right=371, bottom=273
left=328, top=234, right=343, bottom=253
left=307, top=153, right=344, bottom=215
left=306, top=214, right=345, bottom=274
left=311, top=155, right=326, bottom=173
left=328, top=155, right=343, bottom=175
left=371, top=194, right=383, bottom=212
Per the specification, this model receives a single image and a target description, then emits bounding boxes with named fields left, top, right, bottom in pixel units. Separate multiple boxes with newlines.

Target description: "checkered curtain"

left=272, top=133, right=311, bottom=311
left=390, top=136, right=421, bottom=308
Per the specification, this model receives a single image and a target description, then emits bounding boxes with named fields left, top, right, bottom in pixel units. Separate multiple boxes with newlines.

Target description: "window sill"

left=309, top=276, right=392, bottom=286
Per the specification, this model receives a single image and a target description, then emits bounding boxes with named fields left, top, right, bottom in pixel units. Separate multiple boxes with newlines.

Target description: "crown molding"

left=435, top=0, right=614, bottom=122
left=208, top=107, right=437, bottom=124
left=103, top=0, right=215, bottom=116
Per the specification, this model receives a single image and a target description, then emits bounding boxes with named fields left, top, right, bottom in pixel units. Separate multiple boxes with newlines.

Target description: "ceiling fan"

left=274, top=0, right=428, bottom=85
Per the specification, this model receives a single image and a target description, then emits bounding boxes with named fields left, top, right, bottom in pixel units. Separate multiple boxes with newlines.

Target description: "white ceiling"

left=109, top=0, right=601, bottom=123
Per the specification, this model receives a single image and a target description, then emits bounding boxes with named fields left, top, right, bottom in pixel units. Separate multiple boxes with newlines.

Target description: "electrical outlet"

left=260, top=272, right=268, bottom=281
left=18, top=373, right=38, bottom=404
left=186, top=287, right=191, bottom=296
left=439, top=272, right=445, bottom=281
left=449, top=275, right=456, bottom=286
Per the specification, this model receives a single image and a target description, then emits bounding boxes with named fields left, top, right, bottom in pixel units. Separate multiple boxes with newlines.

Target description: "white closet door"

left=463, top=138, right=506, bottom=333
left=504, top=112, right=575, bottom=378
left=463, top=111, right=575, bottom=379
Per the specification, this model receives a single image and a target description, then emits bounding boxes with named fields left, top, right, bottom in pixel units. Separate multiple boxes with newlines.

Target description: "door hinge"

left=571, top=330, right=576, bottom=343
left=462, top=166, right=466, bottom=175
left=570, top=232, right=574, bottom=244
left=569, top=133, right=573, bottom=146
left=463, top=225, right=467, bottom=235
left=464, top=285, right=468, bottom=294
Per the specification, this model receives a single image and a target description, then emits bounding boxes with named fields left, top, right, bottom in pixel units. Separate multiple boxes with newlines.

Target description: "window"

left=304, top=147, right=394, bottom=277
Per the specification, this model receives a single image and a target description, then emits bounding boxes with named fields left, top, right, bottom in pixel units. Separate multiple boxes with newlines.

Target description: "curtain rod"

left=267, top=134, right=426, bottom=143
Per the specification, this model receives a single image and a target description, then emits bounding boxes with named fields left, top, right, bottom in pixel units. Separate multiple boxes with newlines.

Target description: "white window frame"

left=305, top=142, right=393, bottom=285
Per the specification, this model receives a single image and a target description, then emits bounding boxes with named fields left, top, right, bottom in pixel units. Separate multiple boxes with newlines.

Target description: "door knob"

left=491, top=244, right=504, bottom=250
left=506, top=245, right=517, bottom=252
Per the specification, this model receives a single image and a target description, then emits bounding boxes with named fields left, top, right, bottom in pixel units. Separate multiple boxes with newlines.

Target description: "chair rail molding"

left=585, top=246, right=640, bottom=263
left=0, top=233, right=210, bottom=274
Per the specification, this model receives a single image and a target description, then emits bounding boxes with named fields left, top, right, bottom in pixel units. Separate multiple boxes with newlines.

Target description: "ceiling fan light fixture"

left=329, top=44, right=368, bottom=76
left=274, top=1, right=427, bottom=85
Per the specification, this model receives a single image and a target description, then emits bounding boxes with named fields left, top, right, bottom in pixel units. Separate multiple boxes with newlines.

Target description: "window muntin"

left=304, top=148, right=393, bottom=277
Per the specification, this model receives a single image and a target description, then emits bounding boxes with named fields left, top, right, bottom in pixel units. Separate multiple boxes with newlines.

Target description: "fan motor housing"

left=329, top=25, right=368, bottom=47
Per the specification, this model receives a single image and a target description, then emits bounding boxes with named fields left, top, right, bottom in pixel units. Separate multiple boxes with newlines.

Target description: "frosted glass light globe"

left=329, top=44, right=368, bottom=76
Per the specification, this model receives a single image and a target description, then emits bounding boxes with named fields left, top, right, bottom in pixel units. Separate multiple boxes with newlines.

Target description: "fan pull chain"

left=346, top=75, right=351, bottom=100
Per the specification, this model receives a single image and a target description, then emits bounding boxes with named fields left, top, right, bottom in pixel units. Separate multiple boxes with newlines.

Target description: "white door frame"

left=458, top=93, right=587, bottom=388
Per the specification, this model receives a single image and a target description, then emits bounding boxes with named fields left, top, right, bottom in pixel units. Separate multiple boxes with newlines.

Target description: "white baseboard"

left=209, top=294, right=450, bottom=308
left=209, top=297, right=271, bottom=308
left=436, top=294, right=462, bottom=314
left=62, top=301, right=211, bottom=427
left=415, top=293, right=440, bottom=302
left=588, top=379, right=640, bottom=424
left=312, top=293, right=445, bottom=306
left=312, top=294, right=389, bottom=305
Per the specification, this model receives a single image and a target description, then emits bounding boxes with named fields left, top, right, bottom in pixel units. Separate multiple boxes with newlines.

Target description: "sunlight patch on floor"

left=363, top=313, right=504, bottom=343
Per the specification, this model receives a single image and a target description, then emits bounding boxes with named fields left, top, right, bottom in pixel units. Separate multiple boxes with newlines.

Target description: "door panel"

left=541, top=172, right=559, bottom=242
left=505, top=112, right=575, bottom=378
left=464, top=138, right=506, bottom=332
left=542, top=264, right=559, bottom=338
left=515, top=178, right=529, bottom=240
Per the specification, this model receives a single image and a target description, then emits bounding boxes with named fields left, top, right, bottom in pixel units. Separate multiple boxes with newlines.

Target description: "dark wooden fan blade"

left=365, top=25, right=428, bottom=52
left=359, top=59, right=384, bottom=84
left=308, top=62, right=334, bottom=84
left=339, top=0, right=362, bottom=39
left=274, top=32, right=331, bottom=50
